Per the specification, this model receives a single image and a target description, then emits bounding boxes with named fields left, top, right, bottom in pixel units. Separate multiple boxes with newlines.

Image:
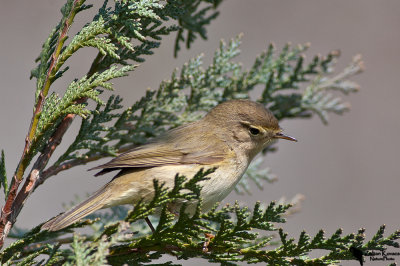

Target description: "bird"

left=42, top=99, right=296, bottom=231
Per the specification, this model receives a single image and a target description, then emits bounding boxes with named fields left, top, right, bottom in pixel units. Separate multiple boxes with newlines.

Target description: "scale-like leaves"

left=0, top=150, right=8, bottom=197
left=2, top=169, right=399, bottom=265
left=45, top=36, right=363, bottom=195
left=4, top=1, right=398, bottom=265
left=172, top=0, right=223, bottom=57
left=32, top=65, right=134, bottom=157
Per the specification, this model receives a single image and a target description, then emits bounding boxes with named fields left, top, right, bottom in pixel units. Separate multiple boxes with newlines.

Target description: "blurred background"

left=1, top=1, right=399, bottom=264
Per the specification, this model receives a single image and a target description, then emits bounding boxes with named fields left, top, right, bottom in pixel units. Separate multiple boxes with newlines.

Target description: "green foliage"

left=49, top=36, right=361, bottom=172
left=173, top=0, right=223, bottom=57
left=2, top=170, right=399, bottom=265
left=302, top=53, right=362, bottom=124
left=54, top=95, right=124, bottom=168
left=0, top=150, right=7, bottom=197
left=30, top=0, right=87, bottom=101
left=235, top=156, right=277, bottom=195
left=31, top=65, right=134, bottom=159
left=46, top=36, right=362, bottom=200
left=26, top=0, right=221, bottom=164
left=91, top=0, right=176, bottom=68
left=2, top=0, right=397, bottom=265
left=65, top=234, right=113, bottom=266
left=0, top=219, right=95, bottom=263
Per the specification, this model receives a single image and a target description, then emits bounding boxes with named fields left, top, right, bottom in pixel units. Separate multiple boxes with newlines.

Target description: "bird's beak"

left=274, top=132, right=297, bottom=142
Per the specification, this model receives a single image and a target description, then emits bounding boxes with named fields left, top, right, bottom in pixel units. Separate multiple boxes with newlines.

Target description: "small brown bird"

left=42, top=99, right=296, bottom=231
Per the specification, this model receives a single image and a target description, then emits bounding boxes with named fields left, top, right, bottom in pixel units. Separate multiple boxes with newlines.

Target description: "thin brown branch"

left=0, top=176, right=21, bottom=250
left=23, top=235, right=94, bottom=253
left=35, top=154, right=102, bottom=191
left=13, top=50, right=106, bottom=224
left=11, top=114, right=75, bottom=223
left=106, top=242, right=245, bottom=259
left=24, top=237, right=74, bottom=253
left=108, top=244, right=183, bottom=257
left=36, top=143, right=136, bottom=190
left=0, top=0, right=85, bottom=249
left=1, top=51, right=107, bottom=248
left=0, top=0, right=130, bottom=248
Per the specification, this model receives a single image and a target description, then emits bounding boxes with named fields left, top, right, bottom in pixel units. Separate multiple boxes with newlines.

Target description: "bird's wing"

left=90, top=124, right=229, bottom=175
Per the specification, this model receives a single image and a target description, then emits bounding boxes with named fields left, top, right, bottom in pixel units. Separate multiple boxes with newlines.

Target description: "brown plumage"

left=42, top=99, right=295, bottom=231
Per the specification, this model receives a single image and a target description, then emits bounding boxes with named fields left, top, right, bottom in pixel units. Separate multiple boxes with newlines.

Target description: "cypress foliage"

left=0, top=1, right=397, bottom=265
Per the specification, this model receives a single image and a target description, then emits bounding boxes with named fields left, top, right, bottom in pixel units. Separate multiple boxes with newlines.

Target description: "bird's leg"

left=145, top=217, right=155, bottom=233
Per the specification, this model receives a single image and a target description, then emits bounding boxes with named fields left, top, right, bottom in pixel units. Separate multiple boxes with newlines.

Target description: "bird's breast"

left=106, top=153, right=250, bottom=213
left=198, top=154, right=250, bottom=211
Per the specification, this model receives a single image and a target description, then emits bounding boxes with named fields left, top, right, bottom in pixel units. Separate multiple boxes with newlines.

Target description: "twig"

left=12, top=114, right=75, bottom=222
left=0, top=0, right=85, bottom=249
left=8, top=48, right=106, bottom=242
left=36, top=144, right=136, bottom=190
left=318, top=54, right=364, bottom=91
left=35, top=155, right=102, bottom=190
left=108, top=243, right=183, bottom=257
left=145, top=217, right=155, bottom=233
left=23, top=235, right=94, bottom=253
left=24, top=237, right=75, bottom=253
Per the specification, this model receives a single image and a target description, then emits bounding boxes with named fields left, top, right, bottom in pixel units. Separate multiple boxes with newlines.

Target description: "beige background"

left=1, top=1, right=400, bottom=264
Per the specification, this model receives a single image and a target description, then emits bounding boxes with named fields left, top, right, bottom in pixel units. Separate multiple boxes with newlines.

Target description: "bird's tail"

left=41, top=185, right=112, bottom=231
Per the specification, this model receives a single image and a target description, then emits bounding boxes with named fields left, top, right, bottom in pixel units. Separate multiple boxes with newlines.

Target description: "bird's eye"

left=249, top=127, right=260, bottom=136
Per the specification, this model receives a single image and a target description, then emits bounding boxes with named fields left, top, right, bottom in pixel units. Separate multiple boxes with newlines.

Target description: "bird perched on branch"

left=42, top=99, right=296, bottom=231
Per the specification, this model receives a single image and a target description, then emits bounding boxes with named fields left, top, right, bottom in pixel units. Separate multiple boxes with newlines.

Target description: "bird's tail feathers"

left=42, top=186, right=111, bottom=231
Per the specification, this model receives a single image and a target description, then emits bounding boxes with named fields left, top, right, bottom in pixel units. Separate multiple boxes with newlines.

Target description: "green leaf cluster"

left=235, top=157, right=277, bottom=195
left=1, top=0, right=397, bottom=265
left=173, top=0, right=223, bottom=57
left=50, top=36, right=362, bottom=173
left=0, top=151, right=7, bottom=198
left=2, top=170, right=399, bottom=265
left=20, top=0, right=221, bottom=169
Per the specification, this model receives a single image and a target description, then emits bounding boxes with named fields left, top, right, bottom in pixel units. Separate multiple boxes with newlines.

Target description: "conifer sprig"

left=0, top=151, right=7, bottom=198
left=1, top=1, right=398, bottom=265
left=0, top=0, right=89, bottom=249
left=40, top=37, right=363, bottom=188
left=0, top=0, right=222, bottom=249
left=2, top=170, right=398, bottom=265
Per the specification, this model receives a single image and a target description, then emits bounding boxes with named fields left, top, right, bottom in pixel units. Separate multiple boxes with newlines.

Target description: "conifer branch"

left=12, top=113, right=76, bottom=224
left=2, top=1, right=398, bottom=265
left=0, top=0, right=86, bottom=249
left=37, top=38, right=364, bottom=184
left=0, top=0, right=222, bottom=250
left=3, top=171, right=397, bottom=265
